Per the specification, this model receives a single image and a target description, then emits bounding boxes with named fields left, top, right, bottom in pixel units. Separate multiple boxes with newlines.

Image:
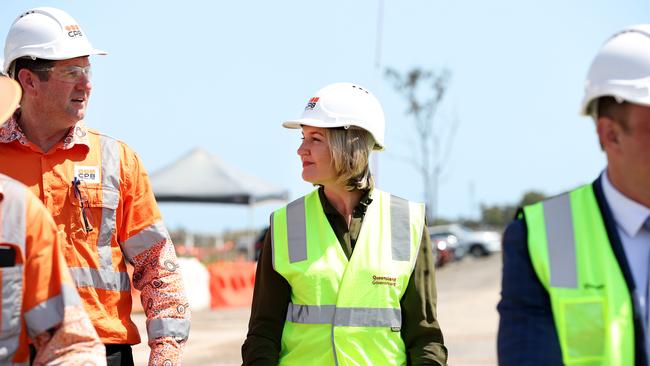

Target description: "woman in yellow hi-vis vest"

left=242, top=82, right=448, bottom=366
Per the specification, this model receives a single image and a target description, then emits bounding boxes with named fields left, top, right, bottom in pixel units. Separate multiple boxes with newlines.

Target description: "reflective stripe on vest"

left=272, top=189, right=424, bottom=366
left=390, top=195, right=411, bottom=261
left=69, top=135, right=130, bottom=292
left=286, top=303, right=401, bottom=327
left=525, top=184, right=634, bottom=365
left=286, top=197, right=307, bottom=263
left=0, top=180, right=27, bottom=363
left=97, top=134, right=120, bottom=272
left=282, top=193, right=414, bottom=265
left=543, top=193, right=578, bottom=288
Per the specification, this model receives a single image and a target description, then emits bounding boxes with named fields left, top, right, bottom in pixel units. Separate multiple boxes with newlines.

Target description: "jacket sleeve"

left=241, top=221, right=291, bottom=366
left=497, top=218, right=563, bottom=365
left=118, top=148, right=190, bottom=366
left=400, top=226, right=448, bottom=366
left=24, top=193, right=106, bottom=366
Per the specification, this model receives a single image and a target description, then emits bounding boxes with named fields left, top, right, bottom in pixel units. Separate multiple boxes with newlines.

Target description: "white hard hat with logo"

left=283, top=82, right=386, bottom=151
left=4, top=7, right=107, bottom=75
left=581, top=25, right=650, bottom=117
left=0, top=77, right=21, bottom=123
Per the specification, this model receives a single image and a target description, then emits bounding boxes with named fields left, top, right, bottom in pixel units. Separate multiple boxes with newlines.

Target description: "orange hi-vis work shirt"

left=0, top=115, right=190, bottom=366
left=0, top=173, right=105, bottom=366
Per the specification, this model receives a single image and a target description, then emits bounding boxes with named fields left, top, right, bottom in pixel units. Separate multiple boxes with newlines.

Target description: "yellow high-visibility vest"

left=272, top=188, right=425, bottom=366
left=525, top=184, right=635, bottom=365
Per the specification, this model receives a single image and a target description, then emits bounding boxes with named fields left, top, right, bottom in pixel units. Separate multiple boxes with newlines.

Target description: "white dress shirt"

left=601, top=170, right=650, bottom=323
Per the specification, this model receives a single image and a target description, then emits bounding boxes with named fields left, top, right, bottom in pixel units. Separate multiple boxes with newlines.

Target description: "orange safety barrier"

left=208, top=261, right=257, bottom=309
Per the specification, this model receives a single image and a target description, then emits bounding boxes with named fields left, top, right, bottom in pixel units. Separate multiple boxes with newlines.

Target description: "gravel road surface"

left=132, top=255, right=502, bottom=365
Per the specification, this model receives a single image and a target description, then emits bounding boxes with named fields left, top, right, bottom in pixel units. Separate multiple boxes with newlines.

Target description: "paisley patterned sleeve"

left=118, top=145, right=191, bottom=366
left=130, top=241, right=190, bottom=366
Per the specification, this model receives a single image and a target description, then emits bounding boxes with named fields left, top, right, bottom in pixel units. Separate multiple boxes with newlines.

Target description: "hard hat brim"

left=0, top=78, right=21, bottom=124
left=2, top=48, right=108, bottom=75
left=43, top=48, right=108, bottom=60
left=580, top=93, right=650, bottom=116
left=282, top=117, right=348, bottom=130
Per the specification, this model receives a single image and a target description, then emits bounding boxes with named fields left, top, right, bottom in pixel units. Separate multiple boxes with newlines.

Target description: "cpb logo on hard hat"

left=65, top=24, right=83, bottom=39
left=304, top=97, right=319, bottom=111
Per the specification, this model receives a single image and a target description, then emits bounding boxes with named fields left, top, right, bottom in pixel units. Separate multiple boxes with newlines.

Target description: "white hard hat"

left=283, top=82, right=386, bottom=151
left=0, top=77, right=21, bottom=123
left=3, top=7, right=107, bottom=75
left=581, top=25, right=650, bottom=116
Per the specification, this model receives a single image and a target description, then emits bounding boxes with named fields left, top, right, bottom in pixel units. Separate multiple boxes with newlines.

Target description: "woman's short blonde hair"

left=325, top=127, right=375, bottom=191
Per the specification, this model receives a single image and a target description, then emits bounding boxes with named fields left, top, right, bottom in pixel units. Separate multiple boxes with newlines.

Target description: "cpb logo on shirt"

left=74, top=166, right=100, bottom=184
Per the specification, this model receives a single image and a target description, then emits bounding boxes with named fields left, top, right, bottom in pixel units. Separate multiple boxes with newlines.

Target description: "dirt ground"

left=132, top=255, right=502, bottom=365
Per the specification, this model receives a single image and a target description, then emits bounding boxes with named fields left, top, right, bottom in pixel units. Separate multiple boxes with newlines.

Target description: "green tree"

left=480, top=190, right=547, bottom=228
left=519, top=191, right=546, bottom=206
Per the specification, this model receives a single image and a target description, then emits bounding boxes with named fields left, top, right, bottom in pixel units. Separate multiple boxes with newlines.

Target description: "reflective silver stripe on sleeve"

left=69, top=267, right=130, bottom=291
left=543, top=193, right=578, bottom=288
left=24, top=284, right=81, bottom=338
left=122, top=221, right=171, bottom=261
left=286, top=303, right=402, bottom=327
left=390, top=195, right=411, bottom=261
left=146, top=318, right=190, bottom=340
left=286, top=197, right=307, bottom=263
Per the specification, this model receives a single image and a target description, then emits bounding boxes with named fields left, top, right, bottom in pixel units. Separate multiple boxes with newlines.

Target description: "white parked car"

left=428, top=224, right=501, bottom=257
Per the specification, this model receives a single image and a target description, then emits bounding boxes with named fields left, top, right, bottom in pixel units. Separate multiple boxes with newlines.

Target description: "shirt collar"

left=318, top=186, right=373, bottom=218
left=0, top=109, right=90, bottom=150
left=601, top=169, right=650, bottom=237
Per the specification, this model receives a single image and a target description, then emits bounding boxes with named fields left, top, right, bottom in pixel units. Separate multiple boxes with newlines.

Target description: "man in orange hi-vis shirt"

left=0, top=76, right=105, bottom=365
left=0, top=7, right=190, bottom=366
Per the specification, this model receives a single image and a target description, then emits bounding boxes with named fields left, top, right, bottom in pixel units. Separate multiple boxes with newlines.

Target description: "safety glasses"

left=34, top=65, right=92, bottom=83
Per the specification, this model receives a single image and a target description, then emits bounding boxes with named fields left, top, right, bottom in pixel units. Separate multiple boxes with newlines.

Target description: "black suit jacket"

left=497, top=176, right=648, bottom=366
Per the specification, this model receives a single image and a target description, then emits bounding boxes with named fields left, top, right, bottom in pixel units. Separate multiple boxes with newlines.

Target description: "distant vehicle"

left=430, top=233, right=457, bottom=267
left=428, top=224, right=501, bottom=257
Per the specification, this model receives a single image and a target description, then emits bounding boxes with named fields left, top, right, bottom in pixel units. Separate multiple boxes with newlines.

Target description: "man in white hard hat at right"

left=498, top=26, right=650, bottom=365
left=1, top=7, right=190, bottom=366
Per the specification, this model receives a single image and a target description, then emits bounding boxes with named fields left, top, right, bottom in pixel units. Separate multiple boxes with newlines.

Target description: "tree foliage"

left=479, top=190, right=547, bottom=228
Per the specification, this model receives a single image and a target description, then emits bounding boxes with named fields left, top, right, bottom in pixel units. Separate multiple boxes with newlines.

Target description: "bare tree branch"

left=384, top=66, right=457, bottom=222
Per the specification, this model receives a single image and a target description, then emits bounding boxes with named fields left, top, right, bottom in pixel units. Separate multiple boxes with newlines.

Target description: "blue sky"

left=2, top=1, right=649, bottom=234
